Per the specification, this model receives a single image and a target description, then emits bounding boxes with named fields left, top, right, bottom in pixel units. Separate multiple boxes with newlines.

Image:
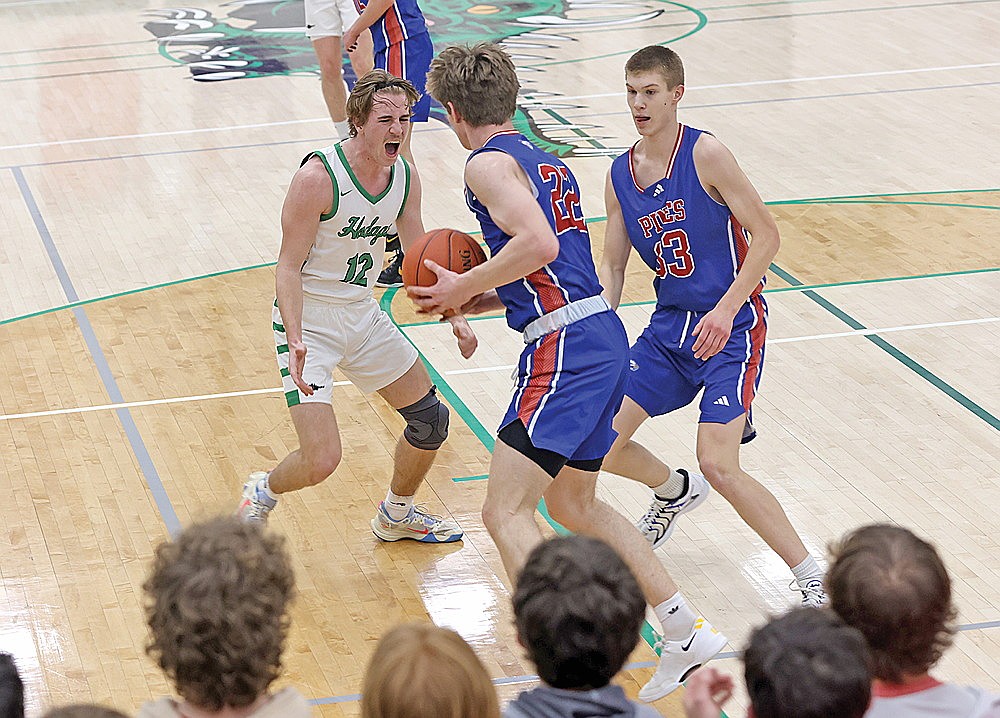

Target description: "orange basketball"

left=402, top=228, right=488, bottom=287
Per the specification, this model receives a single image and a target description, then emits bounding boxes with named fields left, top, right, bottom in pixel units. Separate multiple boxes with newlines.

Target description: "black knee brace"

left=398, top=387, right=449, bottom=450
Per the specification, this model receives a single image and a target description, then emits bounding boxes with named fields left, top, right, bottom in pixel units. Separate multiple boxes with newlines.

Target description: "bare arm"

left=275, top=158, right=331, bottom=395
left=690, top=134, right=779, bottom=359
left=344, top=0, right=394, bottom=51
left=598, top=167, right=633, bottom=310
left=407, top=150, right=559, bottom=315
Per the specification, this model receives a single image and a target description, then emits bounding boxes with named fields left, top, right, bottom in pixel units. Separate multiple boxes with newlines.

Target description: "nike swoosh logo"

left=340, top=189, right=352, bottom=196
left=681, top=635, right=696, bottom=651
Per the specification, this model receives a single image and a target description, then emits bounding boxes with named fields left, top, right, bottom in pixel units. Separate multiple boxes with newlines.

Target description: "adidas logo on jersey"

left=652, top=183, right=664, bottom=197
left=629, top=359, right=639, bottom=371
left=713, top=396, right=730, bottom=406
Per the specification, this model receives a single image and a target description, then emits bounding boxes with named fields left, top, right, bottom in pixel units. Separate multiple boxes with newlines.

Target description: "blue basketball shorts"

left=501, top=310, right=628, bottom=462
left=626, top=295, right=768, bottom=425
left=376, top=32, right=432, bottom=122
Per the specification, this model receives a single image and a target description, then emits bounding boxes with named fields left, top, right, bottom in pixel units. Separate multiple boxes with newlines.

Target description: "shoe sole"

left=649, top=474, right=712, bottom=550
left=637, top=630, right=729, bottom=702
left=370, top=518, right=463, bottom=543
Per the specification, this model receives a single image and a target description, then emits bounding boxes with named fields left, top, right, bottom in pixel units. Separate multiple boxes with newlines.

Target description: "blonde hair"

left=426, top=43, right=519, bottom=127
left=361, top=623, right=499, bottom=718
left=347, top=69, right=421, bottom=137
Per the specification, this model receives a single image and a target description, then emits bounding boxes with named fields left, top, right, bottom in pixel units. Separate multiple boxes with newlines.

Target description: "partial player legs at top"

left=307, top=0, right=374, bottom=138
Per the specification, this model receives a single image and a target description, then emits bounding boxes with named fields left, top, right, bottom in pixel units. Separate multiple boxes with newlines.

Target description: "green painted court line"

left=395, top=266, right=1000, bottom=326
left=776, top=199, right=1000, bottom=211
left=452, top=474, right=489, bottom=483
left=772, top=264, right=1000, bottom=430
left=0, top=261, right=276, bottom=327
left=769, top=187, right=1000, bottom=204
left=2, top=191, right=995, bottom=330
left=528, top=1, right=708, bottom=68
left=801, top=289, right=1000, bottom=430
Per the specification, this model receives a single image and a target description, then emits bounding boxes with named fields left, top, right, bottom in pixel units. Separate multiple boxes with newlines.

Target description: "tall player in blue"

left=413, top=43, right=727, bottom=702
left=599, top=46, right=827, bottom=606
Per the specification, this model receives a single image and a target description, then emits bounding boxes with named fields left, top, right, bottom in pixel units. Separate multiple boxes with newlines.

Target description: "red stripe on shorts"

left=741, top=295, right=767, bottom=410
left=518, top=330, right=562, bottom=426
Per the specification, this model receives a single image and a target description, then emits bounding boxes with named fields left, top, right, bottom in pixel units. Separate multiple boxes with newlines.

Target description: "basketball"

left=401, top=228, right=487, bottom=287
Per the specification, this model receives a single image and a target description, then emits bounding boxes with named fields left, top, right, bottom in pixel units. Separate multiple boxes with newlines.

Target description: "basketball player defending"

left=237, top=71, right=474, bottom=544
left=413, top=44, right=727, bottom=702
left=599, top=46, right=826, bottom=606
left=306, top=0, right=374, bottom=140
left=344, top=0, right=434, bottom=288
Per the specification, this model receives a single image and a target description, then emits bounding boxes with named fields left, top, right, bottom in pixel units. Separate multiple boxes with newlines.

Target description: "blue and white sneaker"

left=236, top=471, right=277, bottom=524
left=371, top=502, right=463, bottom=543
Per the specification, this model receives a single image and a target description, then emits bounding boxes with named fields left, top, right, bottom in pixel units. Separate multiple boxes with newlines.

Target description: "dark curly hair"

left=42, top=705, right=130, bottom=718
left=513, top=536, right=645, bottom=690
left=828, top=523, right=956, bottom=682
left=143, top=516, right=295, bottom=712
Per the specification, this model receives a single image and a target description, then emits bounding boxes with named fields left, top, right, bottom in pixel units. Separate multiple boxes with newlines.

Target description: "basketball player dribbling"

left=237, top=71, right=475, bottom=544
left=411, top=43, right=728, bottom=702
left=598, top=46, right=826, bottom=606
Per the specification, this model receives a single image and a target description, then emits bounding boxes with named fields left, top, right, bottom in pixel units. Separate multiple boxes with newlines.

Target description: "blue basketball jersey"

left=610, top=125, right=765, bottom=312
left=353, top=0, right=428, bottom=55
left=465, top=130, right=604, bottom=332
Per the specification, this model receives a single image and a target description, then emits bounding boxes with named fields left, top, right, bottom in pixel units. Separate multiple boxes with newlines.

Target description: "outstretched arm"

left=690, top=134, right=779, bottom=359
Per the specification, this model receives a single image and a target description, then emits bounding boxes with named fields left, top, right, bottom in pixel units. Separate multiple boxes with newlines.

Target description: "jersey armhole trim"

left=397, top=155, right=412, bottom=220
left=306, top=150, right=340, bottom=221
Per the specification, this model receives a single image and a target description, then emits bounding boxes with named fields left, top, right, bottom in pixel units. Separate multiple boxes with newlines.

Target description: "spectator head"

left=513, top=535, right=646, bottom=690
left=143, top=516, right=295, bottom=713
left=361, top=623, right=499, bottom=718
left=427, top=43, right=519, bottom=129
left=743, top=607, right=871, bottom=718
left=828, top=523, right=956, bottom=683
left=0, top=653, right=24, bottom=718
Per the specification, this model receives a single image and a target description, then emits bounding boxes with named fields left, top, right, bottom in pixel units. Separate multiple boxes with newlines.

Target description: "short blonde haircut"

left=625, top=45, right=685, bottom=88
left=347, top=69, right=421, bottom=137
left=426, top=43, right=519, bottom=127
left=361, top=623, right=499, bottom=718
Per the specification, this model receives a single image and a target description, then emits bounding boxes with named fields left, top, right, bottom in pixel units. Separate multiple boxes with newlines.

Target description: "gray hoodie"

left=504, top=685, right=663, bottom=718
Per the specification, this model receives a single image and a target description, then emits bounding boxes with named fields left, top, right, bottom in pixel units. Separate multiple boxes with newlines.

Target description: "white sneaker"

left=636, top=469, right=710, bottom=550
left=638, top=617, right=728, bottom=702
left=236, top=472, right=277, bottom=524
left=795, top=578, right=828, bottom=607
left=371, top=502, right=464, bottom=543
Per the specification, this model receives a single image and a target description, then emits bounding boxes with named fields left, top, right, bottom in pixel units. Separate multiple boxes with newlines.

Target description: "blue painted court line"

left=12, top=166, right=181, bottom=536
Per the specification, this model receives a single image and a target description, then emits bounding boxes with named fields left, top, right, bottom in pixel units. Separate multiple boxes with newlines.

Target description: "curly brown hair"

left=143, top=516, right=295, bottom=712
left=828, top=523, right=956, bottom=682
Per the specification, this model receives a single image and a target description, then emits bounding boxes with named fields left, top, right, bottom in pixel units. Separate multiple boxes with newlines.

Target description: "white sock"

left=334, top=120, right=350, bottom=139
left=651, top=468, right=687, bottom=501
left=791, top=555, right=824, bottom=585
left=654, top=592, right=697, bottom=641
left=384, top=490, right=413, bottom=521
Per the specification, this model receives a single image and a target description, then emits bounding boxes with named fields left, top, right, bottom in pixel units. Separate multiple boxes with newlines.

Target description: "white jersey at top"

left=299, top=142, right=410, bottom=303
